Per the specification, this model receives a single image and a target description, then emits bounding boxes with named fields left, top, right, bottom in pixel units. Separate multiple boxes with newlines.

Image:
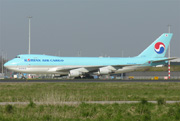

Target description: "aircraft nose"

left=4, top=60, right=18, bottom=71
left=4, top=62, right=9, bottom=68
left=4, top=61, right=12, bottom=69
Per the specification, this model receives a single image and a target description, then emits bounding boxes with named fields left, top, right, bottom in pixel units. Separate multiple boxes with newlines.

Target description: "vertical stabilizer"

left=138, top=33, right=173, bottom=58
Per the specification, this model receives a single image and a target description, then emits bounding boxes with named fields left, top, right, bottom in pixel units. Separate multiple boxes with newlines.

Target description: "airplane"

left=4, top=33, right=176, bottom=78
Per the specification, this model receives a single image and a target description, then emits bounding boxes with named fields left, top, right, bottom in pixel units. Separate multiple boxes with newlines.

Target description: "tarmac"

left=1, top=79, right=180, bottom=83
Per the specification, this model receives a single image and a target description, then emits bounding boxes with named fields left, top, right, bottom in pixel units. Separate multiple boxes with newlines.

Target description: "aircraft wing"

left=55, top=66, right=104, bottom=72
left=54, top=64, right=139, bottom=73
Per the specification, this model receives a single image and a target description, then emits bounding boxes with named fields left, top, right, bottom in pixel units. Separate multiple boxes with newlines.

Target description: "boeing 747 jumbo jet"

left=4, top=33, right=176, bottom=78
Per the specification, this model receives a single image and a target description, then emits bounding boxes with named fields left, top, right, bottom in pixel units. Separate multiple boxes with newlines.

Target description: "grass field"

left=0, top=82, right=180, bottom=102
left=1, top=82, right=180, bottom=120
left=1, top=102, right=180, bottom=120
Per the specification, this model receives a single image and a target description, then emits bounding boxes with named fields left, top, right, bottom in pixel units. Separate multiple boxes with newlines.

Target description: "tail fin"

left=138, top=33, right=173, bottom=58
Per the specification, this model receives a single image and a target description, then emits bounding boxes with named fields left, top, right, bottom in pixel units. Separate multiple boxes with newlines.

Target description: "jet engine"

left=68, top=70, right=82, bottom=77
left=155, top=65, right=164, bottom=67
left=98, top=68, right=112, bottom=75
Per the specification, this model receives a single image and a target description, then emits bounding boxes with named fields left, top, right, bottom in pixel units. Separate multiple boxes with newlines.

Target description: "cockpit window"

left=15, top=56, right=20, bottom=58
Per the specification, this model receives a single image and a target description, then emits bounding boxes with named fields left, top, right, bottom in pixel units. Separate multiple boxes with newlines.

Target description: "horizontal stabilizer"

left=151, top=57, right=177, bottom=63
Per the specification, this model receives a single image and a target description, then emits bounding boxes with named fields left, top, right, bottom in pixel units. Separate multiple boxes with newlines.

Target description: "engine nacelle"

left=155, top=65, right=164, bottom=67
left=68, top=70, right=82, bottom=77
left=98, top=68, right=112, bottom=75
